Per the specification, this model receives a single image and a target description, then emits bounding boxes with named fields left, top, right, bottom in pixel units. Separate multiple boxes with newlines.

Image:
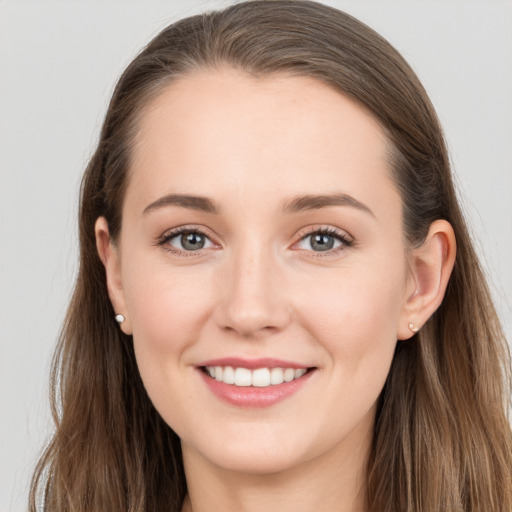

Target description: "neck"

left=181, top=418, right=371, bottom=512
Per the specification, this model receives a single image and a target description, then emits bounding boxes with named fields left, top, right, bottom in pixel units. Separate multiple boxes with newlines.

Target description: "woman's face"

left=107, top=68, right=415, bottom=474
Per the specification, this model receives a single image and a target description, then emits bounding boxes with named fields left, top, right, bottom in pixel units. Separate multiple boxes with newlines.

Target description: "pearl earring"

left=115, top=314, right=125, bottom=324
left=408, top=322, right=419, bottom=333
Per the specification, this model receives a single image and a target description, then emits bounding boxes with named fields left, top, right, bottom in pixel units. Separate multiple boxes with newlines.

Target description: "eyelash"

left=155, top=225, right=353, bottom=258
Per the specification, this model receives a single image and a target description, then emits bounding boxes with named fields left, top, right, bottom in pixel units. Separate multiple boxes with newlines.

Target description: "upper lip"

left=196, top=357, right=313, bottom=370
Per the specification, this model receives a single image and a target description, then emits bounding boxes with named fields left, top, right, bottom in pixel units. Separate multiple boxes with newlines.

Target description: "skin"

left=96, top=68, right=456, bottom=512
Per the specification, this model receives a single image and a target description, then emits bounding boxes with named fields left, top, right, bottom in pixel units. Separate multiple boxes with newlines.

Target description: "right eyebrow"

left=142, top=194, right=221, bottom=215
left=282, top=192, right=375, bottom=218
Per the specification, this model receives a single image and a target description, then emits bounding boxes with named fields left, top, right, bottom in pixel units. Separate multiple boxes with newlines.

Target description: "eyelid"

left=291, top=225, right=354, bottom=257
left=294, top=225, right=353, bottom=243
left=155, top=225, right=220, bottom=256
left=155, top=224, right=354, bottom=257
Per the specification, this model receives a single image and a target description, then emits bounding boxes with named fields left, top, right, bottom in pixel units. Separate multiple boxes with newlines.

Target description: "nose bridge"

left=215, top=234, right=291, bottom=337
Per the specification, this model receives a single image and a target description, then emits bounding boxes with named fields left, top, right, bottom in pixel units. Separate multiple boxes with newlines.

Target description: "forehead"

left=127, top=67, right=399, bottom=220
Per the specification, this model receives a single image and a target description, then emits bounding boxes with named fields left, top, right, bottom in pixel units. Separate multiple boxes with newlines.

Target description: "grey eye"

left=297, top=232, right=343, bottom=252
left=169, top=231, right=213, bottom=251
left=310, top=233, right=336, bottom=251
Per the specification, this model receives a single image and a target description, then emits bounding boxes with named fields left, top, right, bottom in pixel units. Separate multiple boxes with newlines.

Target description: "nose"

left=213, top=242, right=292, bottom=339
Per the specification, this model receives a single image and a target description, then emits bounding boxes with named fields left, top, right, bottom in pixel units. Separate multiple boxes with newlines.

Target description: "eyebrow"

left=282, top=193, right=375, bottom=217
left=142, top=192, right=374, bottom=217
left=143, top=194, right=221, bottom=215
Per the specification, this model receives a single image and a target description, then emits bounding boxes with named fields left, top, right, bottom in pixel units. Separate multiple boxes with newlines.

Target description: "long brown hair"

left=30, top=1, right=512, bottom=510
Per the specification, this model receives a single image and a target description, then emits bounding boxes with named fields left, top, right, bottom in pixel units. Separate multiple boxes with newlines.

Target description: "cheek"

left=302, top=260, right=404, bottom=338
left=293, top=264, right=404, bottom=442
left=124, top=257, right=213, bottom=348
left=121, top=255, right=217, bottom=405
left=299, top=258, right=406, bottom=388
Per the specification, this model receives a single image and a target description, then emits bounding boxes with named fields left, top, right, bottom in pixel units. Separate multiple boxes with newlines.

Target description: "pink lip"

left=196, top=357, right=310, bottom=370
left=197, top=365, right=316, bottom=408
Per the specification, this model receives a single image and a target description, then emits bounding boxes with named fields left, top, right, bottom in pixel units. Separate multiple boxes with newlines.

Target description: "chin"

left=203, top=445, right=307, bottom=475
left=181, top=424, right=326, bottom=476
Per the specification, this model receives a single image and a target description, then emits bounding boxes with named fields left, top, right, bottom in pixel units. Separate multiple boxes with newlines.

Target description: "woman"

left=30, top=1, right=512, bottom=511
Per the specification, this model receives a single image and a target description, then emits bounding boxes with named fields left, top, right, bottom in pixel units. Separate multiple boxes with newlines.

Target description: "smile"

left=197, top=358, right=316, bottom=407
left=204, top=366, right=308, bottom=387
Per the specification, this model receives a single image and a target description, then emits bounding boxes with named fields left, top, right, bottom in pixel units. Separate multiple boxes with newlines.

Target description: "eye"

left=295, top=227, right=352, bottom=254
left=157, top=227, right=216, bottom=255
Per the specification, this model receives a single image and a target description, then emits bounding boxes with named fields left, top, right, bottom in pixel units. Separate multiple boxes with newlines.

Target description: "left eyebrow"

left=282, top=193, right=375, bottom=217
left=142, top=194, right=221, bottom=215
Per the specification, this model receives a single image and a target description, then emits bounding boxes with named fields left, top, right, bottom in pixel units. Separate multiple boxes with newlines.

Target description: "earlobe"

left=94, top=217, right=133, bottom=335
left=398, top=220, right=456, bottom=340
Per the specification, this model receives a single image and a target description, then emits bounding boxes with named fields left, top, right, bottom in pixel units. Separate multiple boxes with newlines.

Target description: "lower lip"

left=199, top=369, right=315, bottom=408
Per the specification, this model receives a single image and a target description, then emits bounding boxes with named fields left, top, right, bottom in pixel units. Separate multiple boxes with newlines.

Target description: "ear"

left=398, top=219, right=456, bottom=340
left=95, top=217, right=132, bottom=335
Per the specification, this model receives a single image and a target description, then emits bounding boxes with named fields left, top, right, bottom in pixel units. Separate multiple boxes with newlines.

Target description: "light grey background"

left=1, top=1, right=511, bottom=510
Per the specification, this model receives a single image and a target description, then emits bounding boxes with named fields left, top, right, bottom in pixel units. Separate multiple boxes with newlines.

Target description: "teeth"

left=252, top=368, right=270, bottom=387
left=283, top=368, right=295, bottom=382
left=223, top=366, right=235, bottom=384
left=234, top=367, right=252, bottom=386
left=205, top=366, right=309, bottom=387
left=270, top=367, right=284, bottom=385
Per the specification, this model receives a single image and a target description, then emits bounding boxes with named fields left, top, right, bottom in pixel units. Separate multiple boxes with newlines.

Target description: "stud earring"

left=115, top=314, right=125, bottom=324
left=408, top=322, right=419, bottom=333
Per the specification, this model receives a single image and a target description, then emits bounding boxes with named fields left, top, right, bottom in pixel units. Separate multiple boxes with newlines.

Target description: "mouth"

left=196, top=358, right=317, bottom=407
left=201, top=365, right=313, bottom=387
